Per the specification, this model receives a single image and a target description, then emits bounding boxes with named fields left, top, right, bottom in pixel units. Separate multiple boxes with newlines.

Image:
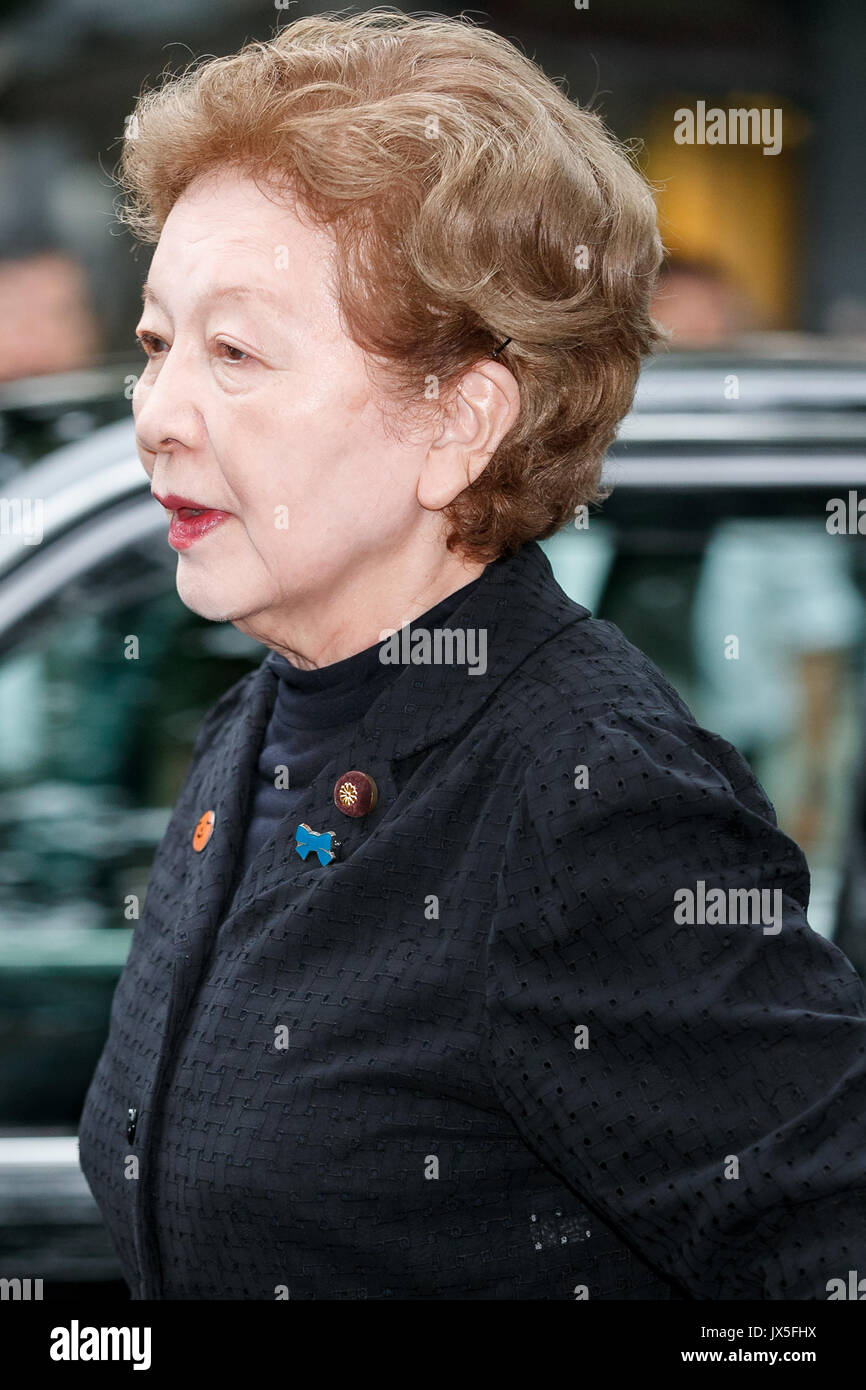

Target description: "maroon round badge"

left=333, top=770, right=378, bottom=818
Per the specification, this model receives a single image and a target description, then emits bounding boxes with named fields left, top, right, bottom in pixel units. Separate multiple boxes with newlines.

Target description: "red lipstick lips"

left=152, top=491, right=233, bottom=551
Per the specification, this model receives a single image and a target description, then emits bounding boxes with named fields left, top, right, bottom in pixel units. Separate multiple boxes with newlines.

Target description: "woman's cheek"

left=131, top=374, right=150, bottom=414
left=244, top=500, right=290, bottom=553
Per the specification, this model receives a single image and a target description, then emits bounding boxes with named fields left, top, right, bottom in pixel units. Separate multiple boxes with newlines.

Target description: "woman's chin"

left=175, top=571, right=255, bottom=625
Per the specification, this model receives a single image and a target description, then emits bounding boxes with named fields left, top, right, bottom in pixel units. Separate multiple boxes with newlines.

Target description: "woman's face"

left=133, top=167, right=461, bottom=657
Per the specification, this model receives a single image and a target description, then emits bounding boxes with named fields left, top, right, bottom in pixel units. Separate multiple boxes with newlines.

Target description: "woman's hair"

left=119, top=8, right=664, bottom=563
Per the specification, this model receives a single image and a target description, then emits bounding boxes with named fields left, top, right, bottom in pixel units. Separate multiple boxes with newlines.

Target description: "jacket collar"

left=242, top=538, right=590, bottom=764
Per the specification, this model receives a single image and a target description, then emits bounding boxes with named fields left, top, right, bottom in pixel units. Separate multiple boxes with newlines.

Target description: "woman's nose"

left=133, top=348, right=204, bottom=457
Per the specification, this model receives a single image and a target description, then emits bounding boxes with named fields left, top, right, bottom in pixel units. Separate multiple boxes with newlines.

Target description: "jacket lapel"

left=171, top=657, right=278, bottom=988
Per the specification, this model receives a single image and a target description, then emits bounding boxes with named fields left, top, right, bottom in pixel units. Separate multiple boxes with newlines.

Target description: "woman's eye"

left=134, top=334, right=250, bottom=364
left=217, top=342, right=250, bottom=363
left=136, top=332, right=168, bottom=358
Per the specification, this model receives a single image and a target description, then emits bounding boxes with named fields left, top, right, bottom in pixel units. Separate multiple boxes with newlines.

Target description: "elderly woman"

left=79, top=11, right=866, bottom=1301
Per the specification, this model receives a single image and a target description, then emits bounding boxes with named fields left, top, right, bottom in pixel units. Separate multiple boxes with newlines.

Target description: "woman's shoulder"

left=497, top=611, right=775, bottom=828
left=503, top=610, right=698, bottom=750
left=556, top=607, right=691, bottom=702
left=490, top=613, right=812, bottom=927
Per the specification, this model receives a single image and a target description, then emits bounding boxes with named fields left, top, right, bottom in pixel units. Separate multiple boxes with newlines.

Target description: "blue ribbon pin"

left=295, top=822, right=340, bottom=866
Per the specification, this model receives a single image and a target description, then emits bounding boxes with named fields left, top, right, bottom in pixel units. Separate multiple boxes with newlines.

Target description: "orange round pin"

left=192, top=809, right=215, bottom=851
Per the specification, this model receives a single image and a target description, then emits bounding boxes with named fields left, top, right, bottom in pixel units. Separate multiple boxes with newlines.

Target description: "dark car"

left=2, top=345, right=866, bottom=1293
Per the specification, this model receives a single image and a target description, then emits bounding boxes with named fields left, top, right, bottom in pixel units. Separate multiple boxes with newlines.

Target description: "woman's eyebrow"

left=140, top=281, right=293, bottom=316
left=140, top=282, right=164, bottom=312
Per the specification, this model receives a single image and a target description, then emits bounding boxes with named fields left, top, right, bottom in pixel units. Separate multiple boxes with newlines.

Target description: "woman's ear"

left=417, top=358, right=520, bottom=511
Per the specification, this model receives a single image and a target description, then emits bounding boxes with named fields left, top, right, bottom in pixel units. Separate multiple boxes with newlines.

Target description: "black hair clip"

left=491, top=336, right=512, bottom=358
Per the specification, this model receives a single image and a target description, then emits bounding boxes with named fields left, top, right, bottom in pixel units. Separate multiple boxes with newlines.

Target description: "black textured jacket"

left=78, top=539, right=866, bottom=1299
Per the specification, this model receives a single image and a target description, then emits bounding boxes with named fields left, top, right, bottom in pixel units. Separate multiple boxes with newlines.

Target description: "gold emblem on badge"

left=333, top=771, right=378, bottom=818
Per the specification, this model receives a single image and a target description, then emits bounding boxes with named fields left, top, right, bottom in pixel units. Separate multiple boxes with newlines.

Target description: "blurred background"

left=1, top=0, right=866, bottom=1297
left=1, top=0, right=864, bottom=375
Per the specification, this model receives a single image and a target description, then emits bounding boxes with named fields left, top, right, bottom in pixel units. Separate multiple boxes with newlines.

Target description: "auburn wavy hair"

left=118, top=8, right=665, bottom=563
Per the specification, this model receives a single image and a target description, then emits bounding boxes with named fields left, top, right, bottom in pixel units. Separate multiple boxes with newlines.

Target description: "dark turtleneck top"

left=234, top=571, right=486, bottom=886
